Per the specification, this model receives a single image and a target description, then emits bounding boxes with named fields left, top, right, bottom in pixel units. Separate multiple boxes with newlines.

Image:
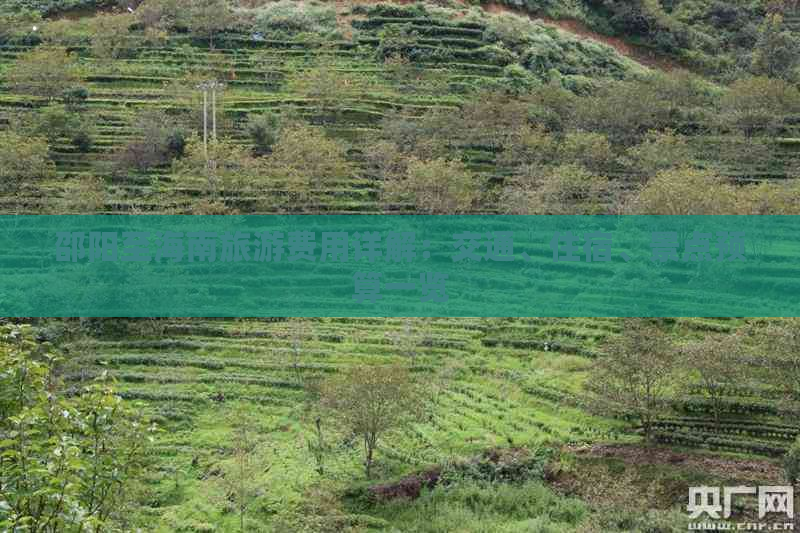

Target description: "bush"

left=784, top=437, right=800, bottom=485
left=28, top=104, right=94, bottom=151
left=114, top=109, right=187, bottom=172
left=382, top=157, right=481, bottom=214
left=246, top=111, right=282, bottom=155
left=0, top=131, right=55, bottom=191
left=376, top=23, right=422, bottom=61
left=250, top=0, right=338, bottom=38
left=6, top=46, right=81, bottom=101
left=622, top=129, right=691, bottom=178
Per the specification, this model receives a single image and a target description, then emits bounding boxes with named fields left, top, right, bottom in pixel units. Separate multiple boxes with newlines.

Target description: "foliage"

left=0, top=325, right=155, bottom=531
left=88, top=13, right=138, bottom=61
left=180, top=0, right=237, bottom=49
left=586, top=318, right=677, bottom=440
left=267, top=123, right=353, bottom=210
left=5, top=46, right=81, bottom=101
left=0, top=131, right=55, bottom=191
left=249, top=0, right=338, bottom=39
left=721, top=76, right=800, bottom=137
left=28, top=104, right=94, bottom=152
left=374, top=480, right=587, bottom=533
left=622, top=129, right=692, bottom=178
left=174, top=134, right=265, bottom=204
left=246, top=111, right=281, bottom=155
left=287, top=56, right=379, bottom=114
left=502, top=163, right=612, bottom=215
left=382, top=157, right=480, bottom=214
left=751, top=14, right=799, bottom=80
left=318, top=364, right=421, bottom=478
left=625, top=167, right=737, bottom=215
left=681, top=332, right=745, bottom=426
left=136, top=0, right=180, bottom=43
left=114, top=109, right=187, bottom=172
left=209, top=403, right=270, bottom=533
left=784, top=437, right=800, bottom=485
left=0, top=10, right=41, bottom=45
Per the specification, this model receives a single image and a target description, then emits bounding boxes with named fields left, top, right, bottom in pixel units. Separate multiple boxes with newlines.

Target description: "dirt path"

left=481, top=2, right=680, bottom=72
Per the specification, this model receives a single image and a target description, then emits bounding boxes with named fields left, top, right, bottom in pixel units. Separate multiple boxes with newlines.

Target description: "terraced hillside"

left=1, top=1, right=800, bottom=215
left=0, top=2, right=643, bottom=213
left=49, top=316, right=795, bottom=530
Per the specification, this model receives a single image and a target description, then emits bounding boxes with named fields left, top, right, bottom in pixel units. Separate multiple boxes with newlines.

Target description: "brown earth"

left=567, top=443, right=783, bottom=483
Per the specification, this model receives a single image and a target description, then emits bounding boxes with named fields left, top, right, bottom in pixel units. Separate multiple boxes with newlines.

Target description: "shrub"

left=0, top=131, right=55, bottom=191
left=88, top=13, right=139, bottom=61
left=560, top=130, right=615, bottom=172
left=784, top=437, right=800, bottom=485
left=6, top=46, right=81, bottom=101
left=246, top=111, right=282, bottom=155
left=114, top=109, right=187, bottom=172
left=267, top=123, right=353, bottom=209
left=376, top=23, right=422, bottom=61
left=28, top=104, right=94, bottom=151
left=502, top=163, right=611, bottom=215
left=382, top=157, right=481, bottom=214
left=721, top=76, right=800, bottom=137
left=622, top=129, right=692, bottom=178
left=249, top=0, right=338, bottom=38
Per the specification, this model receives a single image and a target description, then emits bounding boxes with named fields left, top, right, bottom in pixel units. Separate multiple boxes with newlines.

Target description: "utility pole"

left=196, top=80, right=226, bottom=170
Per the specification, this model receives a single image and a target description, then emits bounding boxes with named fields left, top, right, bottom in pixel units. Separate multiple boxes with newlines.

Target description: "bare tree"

left=681, top=333, right=744, bottom=427
left=318, top=364, right=421, bottom=478
left=587, top=318, right=677, bottom=441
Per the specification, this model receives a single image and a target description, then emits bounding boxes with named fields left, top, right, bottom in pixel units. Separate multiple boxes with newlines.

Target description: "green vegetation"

left=2, top=0, right=800, bottom=530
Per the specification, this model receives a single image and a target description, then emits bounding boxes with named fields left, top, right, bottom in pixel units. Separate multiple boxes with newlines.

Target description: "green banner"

left=0, top=215, right=796, bottom=317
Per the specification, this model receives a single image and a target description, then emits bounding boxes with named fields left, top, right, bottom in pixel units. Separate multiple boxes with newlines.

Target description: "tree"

left=0, top=10, right=41, bottom=45
left=752, top=318, right=800, bottom=407
left=114, top=109, right=187, bottom=172
left=586, top=319, right=677, bottom=441
left=318, top=364, right=421, bottom=478
left=6, top=46, right=81, bottom=101
left=28, top=104, right=93, bottom=151
left=502, top=163, right=612, bottom=215
left=721, top=76, right=800, bottom=137
left=287, top=55, right=377, bottom=116
left=136, top=0, right=179, bottom=44
left=784, top=437, right=800, bottom=485
left=381, top=157, right=480, bottom=214
left=0, top=325, right=155, bottom=531
left=387, top=318, right=426, bottom=364
left=751, top=13, right=799, bottom=80
left=211, top=403, right=269, bottom=533
left=498, top=124, right=558, bottom=168
left=181, top=0, right=237, bottom=49
left=0, top=131, right=55, bottom=191
left=621, top=129, right=692, bottom=178
left=174, top=134, right=265, bottom=206
left=681, top=333, right=744, bottom=427
left=559, top=131, right=616, bottom=173
left=88, top=13, right=139, bottom=62
left=625, top=167, right=737, bottom=215
left=278, top=318, right=313, bottom=384
left=246, top=111, right=282, bottom=155
left=267, top=123, right=353, bottom=210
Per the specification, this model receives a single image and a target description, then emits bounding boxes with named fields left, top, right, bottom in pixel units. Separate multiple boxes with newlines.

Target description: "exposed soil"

left=566, top=443, right=784, bottom=483
left=481, top=2, right=681, bottom=72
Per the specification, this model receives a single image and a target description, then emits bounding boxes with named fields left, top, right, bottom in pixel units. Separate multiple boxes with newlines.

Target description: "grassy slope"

left=2, top=1, right=796, bottom=531
left=1, top=2, right=646, bottom=214
left=58, top=316, right=793, bottom=531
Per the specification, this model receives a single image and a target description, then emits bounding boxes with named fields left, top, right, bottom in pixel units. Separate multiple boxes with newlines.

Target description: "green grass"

left=52, top=316, right=791, bottom=530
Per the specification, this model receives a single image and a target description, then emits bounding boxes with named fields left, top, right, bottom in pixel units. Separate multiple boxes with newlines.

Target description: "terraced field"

left=2, top=3, right=799, bottom=215
left=53, top=316, right=794, bottom=530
